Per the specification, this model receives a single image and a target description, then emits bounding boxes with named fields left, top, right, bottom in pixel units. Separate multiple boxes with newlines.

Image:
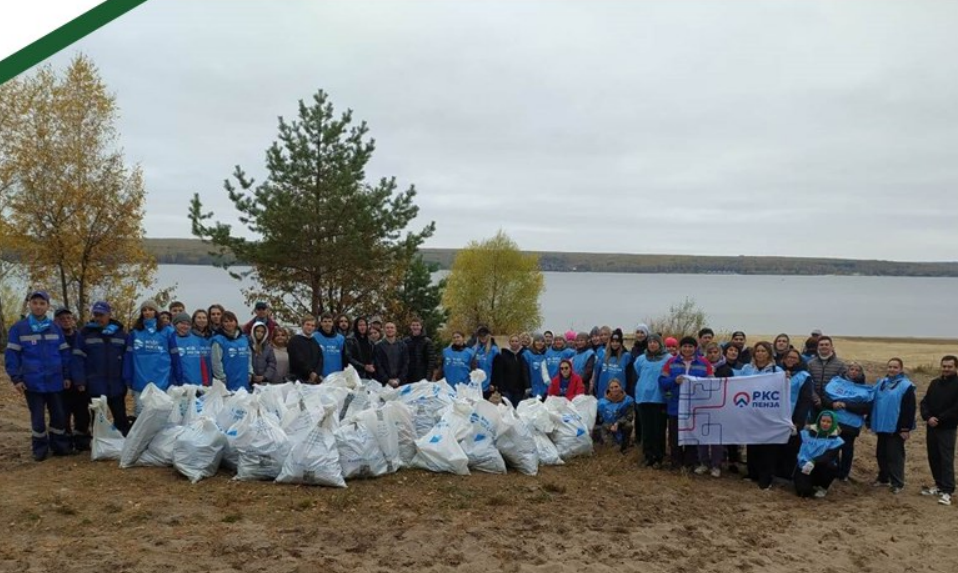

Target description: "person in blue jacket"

left=72, top=301, right=129, bottom=435
left=593, top=328, right=631, bottom=400
left=597, top=379, right=635, bottom=452
left=776, top=348, right=816, bottom=480
left=823, top=361, right=873, bottom=481
left=545, top=335, right=574, bottom=380
left=314, top=313, right=347, bottom=377
left=437, top=331, right=475, bottom=386
left=173, top=312, right=212, bottom=386
left=659, top=336, right=713, bottom=471
left=522, top=333, right=551, bottom=399
left=794, top=410, right=845, bottom=499
left=871, top=358, right=916, bottom=493
left=473, top=325, right=499, bottom=396
left=5, top=290, right=74, bottom=460
left=211, top=310, right=252, bottom=392
left=123, top=299, right=182, bottom=415
left=571, top=332, right=596, bottom=391
left=634, top=334, right=670, bottom=468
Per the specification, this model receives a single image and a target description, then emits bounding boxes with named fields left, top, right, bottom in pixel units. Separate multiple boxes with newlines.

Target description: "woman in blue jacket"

left=437, top=331, right=475, bottom=386
left=593, top=329, right=631, bottom=400
left=123, top=300, right=182, bottom=415
left=634, top=334, right=670, bottom=468
left=871, top=358, right=916, bottom=493
left=473, top=326, right=499, bottom=396
left=823, top=361, right=873, bottom=481
left=173, top=312, right=212, bottom=386
left=522, top=333, right=551, bottom=399
left=794, top=410, right=845, bottom=499
left=211, top=311, right=252, bottom=392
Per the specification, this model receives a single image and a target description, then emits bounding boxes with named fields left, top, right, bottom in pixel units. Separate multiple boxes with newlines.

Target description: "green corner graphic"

left=0, top=0, right=150, bottom=84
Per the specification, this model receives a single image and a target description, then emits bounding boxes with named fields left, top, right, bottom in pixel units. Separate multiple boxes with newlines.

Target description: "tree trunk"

left=0, top=294, right=7, bottom=348
left=58, top=263, right=69, bottom=310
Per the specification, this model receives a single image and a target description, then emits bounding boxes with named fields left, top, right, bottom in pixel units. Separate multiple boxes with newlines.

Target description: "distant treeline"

left=143, top=238, right=958, bottom=277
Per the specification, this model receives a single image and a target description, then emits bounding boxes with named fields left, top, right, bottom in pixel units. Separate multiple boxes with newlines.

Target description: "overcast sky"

left=43, top=0, right=958, bottom=261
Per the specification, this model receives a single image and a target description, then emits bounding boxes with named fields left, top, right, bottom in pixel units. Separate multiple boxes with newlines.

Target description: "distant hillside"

left=143, top=238, right=958, bottom=277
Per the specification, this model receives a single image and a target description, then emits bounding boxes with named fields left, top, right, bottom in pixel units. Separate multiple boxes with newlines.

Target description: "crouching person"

left=597, top=379, right=635, bottom=452
left=73, top=301, right=130, bottom=436
left=4, top=291, right=74, bottom=461
left=795, top=411, right=844, bottom=499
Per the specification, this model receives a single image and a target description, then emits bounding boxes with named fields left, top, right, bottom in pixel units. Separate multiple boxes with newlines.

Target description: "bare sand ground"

left=1, top=336, right=956, bottom=573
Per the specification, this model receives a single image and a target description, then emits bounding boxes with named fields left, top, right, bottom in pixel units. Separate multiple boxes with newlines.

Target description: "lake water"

left=154, top=265, right=958, bottom=338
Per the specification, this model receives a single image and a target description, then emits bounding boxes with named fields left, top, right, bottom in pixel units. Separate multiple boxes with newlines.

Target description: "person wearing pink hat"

left=664, top=337, right=679, bottom=357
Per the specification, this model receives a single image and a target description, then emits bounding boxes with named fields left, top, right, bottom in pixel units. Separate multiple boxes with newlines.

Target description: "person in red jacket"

left=548, top=359, right=585, bottom=399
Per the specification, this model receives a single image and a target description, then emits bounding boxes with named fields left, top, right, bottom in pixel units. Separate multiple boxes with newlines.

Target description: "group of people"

left=5, top=291, right=957, bottom=507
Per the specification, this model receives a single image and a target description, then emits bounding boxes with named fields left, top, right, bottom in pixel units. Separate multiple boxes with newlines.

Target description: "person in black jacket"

left=778, top=348, right=815, bottom=479
left=493, top=334, right=530, bottom=406
left=374, top=322, right=408, bottom=387
left=404, top=318, right=436, bottom=383
left=920, top=355, right=958, bottom=506
left=287, top=315, right=323, bottom=383
left=346, top=317, right=376, bottom=380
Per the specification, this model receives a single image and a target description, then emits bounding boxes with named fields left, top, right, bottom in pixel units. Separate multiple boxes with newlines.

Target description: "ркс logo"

left=733, top=392, right=751, bottom=407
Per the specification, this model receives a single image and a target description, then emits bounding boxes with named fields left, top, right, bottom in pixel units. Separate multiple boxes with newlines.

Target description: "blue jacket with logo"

left=123, top=324, right=182, bottom=392
left=658, top=355, right=713, bottom=416
left=313, top=329, right=346, bottom=376
left=594, top=351, right=631, bottom=399
left=522, top=348, right=551, bottom=398
left=441, top=344, right=475, bottom=386
left=212, top=329, right=252, bottom=392
left=72, top=320, right=127, bottom=397
left=5, top=316, right=71, bottom=392
left=545, top=347, right=575, bottom=380
left=176, top=331, right=212, bottom=386
left=473, top=343, right=499, bottom=391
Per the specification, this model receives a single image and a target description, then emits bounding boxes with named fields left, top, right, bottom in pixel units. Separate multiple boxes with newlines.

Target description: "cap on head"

left=476, top=325, right=491, bottom=336
left=28, top=290, right=50, bottom=302
left=91, top=301, right=112, bottom=315
left=54, top=306, right=72, bottom=317
left=254, top=301, right=269, bottom=311
left=811, top=329, right=823, bottom=336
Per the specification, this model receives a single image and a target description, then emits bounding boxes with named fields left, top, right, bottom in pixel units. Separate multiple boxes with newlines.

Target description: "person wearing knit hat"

left=173, top=310, right=212, bottom=386
left=140, top=299, right=159, bottom=312
left=664, top=337, right=679, bottom=356
left=126, top=297, right=182, bottom=416
left=593, top=328, right=631, bottom=403
left=564, top=330, right=576, bottom=342
left=546, top=332, right=575, bottom=380
left=634, top=333, right=670, bottom=467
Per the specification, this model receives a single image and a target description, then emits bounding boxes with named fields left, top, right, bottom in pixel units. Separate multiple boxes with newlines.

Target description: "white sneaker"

left=710, top=467, right=721, bottom=478
left=813, top=487, right=828, bottom=499
left=922, top=486, right=942, bottom=496
left=939, top=493, right=952, bottom=506
left=694, top=464, right=708, bottom=475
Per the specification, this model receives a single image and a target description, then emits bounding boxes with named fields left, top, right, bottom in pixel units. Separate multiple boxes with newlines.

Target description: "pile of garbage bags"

left=91, top=366, right=598, bottom=487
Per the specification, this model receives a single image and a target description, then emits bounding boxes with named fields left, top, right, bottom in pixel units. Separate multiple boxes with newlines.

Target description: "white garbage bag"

left=89, top=396, right=125, bottom=461
left=334, top=419, right=391, bottom=479
left=281, top=398, right=327, bottom=445
left=572, top=394, right=598, bottom=430
left=496, top=398, right=539, bottom=475
left=217, top=388, right=251, bottom=432
left=136, top=424, right=185, bottom=467
left=354, top=408, right=402, bottom=472
left=230, top=400, right=291, bottom=481
left=198, top=379, right=229, bottom=420
left=545, top=396, right=593, bottom=460
left=382, top=401, right=417, bottom=465
left=276, top=422, right=346, bottom=488
left=411, top=400, right=472, bottom=475
left=391, top=380, right=456, bottom=438
left=120, top=384, right=174, bottom=468
left=173, top=418, right=227, bottom=483
left=516, top=397, right=563, bottom=466
left=168, top=385, right=201, bottom=426
left=462, top=400, right=506, bottom=474
left=254, top=383, right=289, bottom=423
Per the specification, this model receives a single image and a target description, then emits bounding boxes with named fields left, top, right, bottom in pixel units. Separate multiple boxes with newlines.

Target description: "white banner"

left=678, top=372, right=792, bottom=446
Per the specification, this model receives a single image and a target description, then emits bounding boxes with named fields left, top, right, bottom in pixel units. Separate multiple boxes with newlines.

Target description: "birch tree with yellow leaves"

left=0, top=54, right=156, bottom=322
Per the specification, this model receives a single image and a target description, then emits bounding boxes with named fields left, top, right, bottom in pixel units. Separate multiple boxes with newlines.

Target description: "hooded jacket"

left=250, top=321, right=277, bottom=383
left=547, top=359, right=585, bottom=399
left=345, top=318, right=375, bottom=374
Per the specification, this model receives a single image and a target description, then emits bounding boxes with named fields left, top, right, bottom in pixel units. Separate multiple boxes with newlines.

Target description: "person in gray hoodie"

left=250, top=321, right=276, bottom=386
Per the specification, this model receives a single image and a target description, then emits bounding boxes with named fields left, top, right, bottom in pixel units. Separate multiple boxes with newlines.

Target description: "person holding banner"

left=741, top=341, right=783, bottom=490
left=634, top=334, right=670, bottom=468
left=794, top=410, right=844, bottom=499
left=823, top=362, right=873, bottom=482
left=871, top=358, right=916, bottom=494
left=659, top=336, right=712, bottom=471
left=696, top=342, right=734, bottom=477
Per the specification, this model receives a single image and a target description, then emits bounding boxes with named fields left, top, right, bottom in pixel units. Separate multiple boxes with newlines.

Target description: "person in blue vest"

left=522, top=333, right=550, bottom=399
left=659, top=336, right=713, bottom=472
left=123, top=299, right=182, bottom=415
left=173, top=312, right=212, bottom=386
left=773, top=348, right=816, bottom=480
left=794, top=410, right=845, bottom=499
left=870, top=357, right=916, bottom=493
left=593, top=329, right=631, bottom=400
left=473, top=325, right=499, bottom=397
left=436, top=331, right=475, bottom=386
left=314, top=313, right=347, bottom=377
left=5, top=290, right=74, bottom=461
left=545, top=334, right=574, bottom=380
left=72, top=300, right=129, bottom=436
left=634, top=334, right=670, bottom=468
left=211, top=310, right=252, bottom=392
left=823, top=361, right=873, bottom=482
left=571, top=332, right=596, bottom=392
left=597, top=379, right=635, bottom=452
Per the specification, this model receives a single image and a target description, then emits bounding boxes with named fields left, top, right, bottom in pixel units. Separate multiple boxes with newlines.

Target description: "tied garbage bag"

left=545, top=396, right=593, bottom=460
left=353, top=407, right=403, bottom=472
left=463, top=400, right=506, bottom=474
left=411, top=400, right=472, bottom=475
left=516, top=398, right=563, bottom=466
left=120, top=384, right=174, bottom=468
left=391, top=380, right=456, bottom=438
left=168, top=385, right=201, bottom=426
left=89, top=396, right=125, bottom=461
left=334, top=418, right=391, bottom=479
left=572, top=395, right=598, bottom=430
left=135, top=425, right=185, bottom=467
left=198, top=379, right=230, bottom=422
left=230, top=399, right=291, bottom=481
left=382, top=402, right=417, bottom=466
left=495, top=398, right=538, bottom=475
left=276, top=420, right=346, bottom=488
left=173, top=418, right=227, bottom=483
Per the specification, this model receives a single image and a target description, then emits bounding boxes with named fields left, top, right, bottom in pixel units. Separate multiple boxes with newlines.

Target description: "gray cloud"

left=43, top=0, right=958, bottom=261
